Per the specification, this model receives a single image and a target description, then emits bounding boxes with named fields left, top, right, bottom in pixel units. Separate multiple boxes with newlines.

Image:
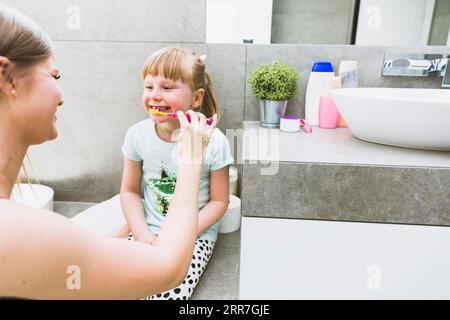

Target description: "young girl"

left=119, top=47, right=233, bottom=300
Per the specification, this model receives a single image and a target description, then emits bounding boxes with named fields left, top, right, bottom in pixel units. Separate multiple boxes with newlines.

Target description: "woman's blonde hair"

left=141, top=47, right=219, bottom=119
left=0, top=5, right=51, bottom=191
left=0, top=5, right=52, bottom=101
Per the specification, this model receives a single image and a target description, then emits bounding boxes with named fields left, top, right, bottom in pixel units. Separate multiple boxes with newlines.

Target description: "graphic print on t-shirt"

left=146, top=161, right=177, bottom=217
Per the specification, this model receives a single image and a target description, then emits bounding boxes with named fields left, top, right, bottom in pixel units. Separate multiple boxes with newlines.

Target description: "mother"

left=0, top=5, right=217, bottom=299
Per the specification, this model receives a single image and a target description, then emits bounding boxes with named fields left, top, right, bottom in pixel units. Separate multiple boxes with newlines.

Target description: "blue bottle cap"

left=311, top=62, right=334, bottom=72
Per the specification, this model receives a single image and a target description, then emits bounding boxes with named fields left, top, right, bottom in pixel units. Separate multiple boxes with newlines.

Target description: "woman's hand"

left=177, top=110, right=217, bottom=165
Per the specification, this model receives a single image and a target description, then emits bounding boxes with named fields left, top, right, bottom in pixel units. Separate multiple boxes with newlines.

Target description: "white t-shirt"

left=121, top=119, right=234, bottom=241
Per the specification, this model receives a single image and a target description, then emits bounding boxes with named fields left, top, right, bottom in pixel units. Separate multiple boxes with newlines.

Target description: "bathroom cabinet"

left=239, top=216, right=450, bottom=299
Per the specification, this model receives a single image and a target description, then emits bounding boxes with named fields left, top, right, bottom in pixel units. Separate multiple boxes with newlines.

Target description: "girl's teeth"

left=152, top=106, right=169, bottom=111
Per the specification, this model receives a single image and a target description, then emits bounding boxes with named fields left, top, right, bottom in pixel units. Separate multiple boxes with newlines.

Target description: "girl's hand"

left=177, top=110, right=217, bottom=165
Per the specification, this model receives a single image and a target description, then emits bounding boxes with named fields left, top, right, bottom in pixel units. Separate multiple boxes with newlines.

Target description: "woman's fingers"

left=197, top=112, right=207, bottom=128
left=207, top=114, right=218, bottom=135
left=177, top=111, right=189, bottom=127
left=176, top=110, right=217, bottom=165
left=186, top=110, right=198, bottom=126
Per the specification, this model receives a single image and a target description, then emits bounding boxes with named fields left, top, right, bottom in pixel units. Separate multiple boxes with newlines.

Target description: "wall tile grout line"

left=52, top=39, right=206, bottom=45
left=243, top=44, right=248, bottom=123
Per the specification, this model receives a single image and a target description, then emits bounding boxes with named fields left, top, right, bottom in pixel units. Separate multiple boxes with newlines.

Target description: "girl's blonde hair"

left=0, top=5, right=53, bottom=102
left=142, top=47, right=219, bottom=119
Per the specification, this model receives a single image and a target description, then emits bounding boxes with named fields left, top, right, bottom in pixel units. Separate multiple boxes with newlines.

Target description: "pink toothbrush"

left=300, top=119, right=312, bottom=133
left=148, top=107, right=214, bottom=125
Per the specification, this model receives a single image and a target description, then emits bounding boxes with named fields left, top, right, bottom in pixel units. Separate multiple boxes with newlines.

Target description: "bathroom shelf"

left=242, top=121, right=450, bottom=169
left=241, top=121, right=450, bottom=226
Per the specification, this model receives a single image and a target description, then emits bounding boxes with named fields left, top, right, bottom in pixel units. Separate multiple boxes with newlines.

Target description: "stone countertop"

left=242, top=121, right=450, bottom=168
left=240, top=122, right=450, bottom=226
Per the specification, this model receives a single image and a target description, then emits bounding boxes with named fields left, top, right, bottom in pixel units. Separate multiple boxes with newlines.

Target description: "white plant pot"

left=11, top=183, right=54, bottom=211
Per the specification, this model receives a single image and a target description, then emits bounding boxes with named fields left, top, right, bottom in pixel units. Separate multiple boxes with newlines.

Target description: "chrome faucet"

left=382, top=54, right=450, bottom=88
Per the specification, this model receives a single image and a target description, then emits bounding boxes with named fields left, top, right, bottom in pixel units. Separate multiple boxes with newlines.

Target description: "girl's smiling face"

left=142, top=74, right=197, bottom=123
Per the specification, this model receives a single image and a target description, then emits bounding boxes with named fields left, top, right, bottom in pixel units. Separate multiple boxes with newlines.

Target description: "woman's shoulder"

left=0, top=201, right=52, bottom=232
left=0, top=201, right=45, bottom=257
left=0, top=201, right=93, bottom=271
left=0, top=200, right=33, bottom=220
left=0, top=201, right=73, bottom=240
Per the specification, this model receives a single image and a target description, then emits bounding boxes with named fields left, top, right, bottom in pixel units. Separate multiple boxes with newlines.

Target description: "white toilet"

left=11, top=183, right=54, bottom=211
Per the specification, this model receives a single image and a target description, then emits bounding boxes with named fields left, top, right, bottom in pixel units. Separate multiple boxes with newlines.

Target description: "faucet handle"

left=382, top=54, right=429, bottom=76
left=383, top=53, right=450, bottom=88
left=406, top=59, right=432, bottom=71
left=442, top=59, right=450, bottom=88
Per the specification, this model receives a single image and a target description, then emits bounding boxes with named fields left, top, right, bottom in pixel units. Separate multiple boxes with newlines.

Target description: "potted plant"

left=249, top=60, right=299, bottom=128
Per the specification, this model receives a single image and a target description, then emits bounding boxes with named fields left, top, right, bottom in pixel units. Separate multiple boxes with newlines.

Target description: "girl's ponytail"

left=200, top=72, right=219, bottom=119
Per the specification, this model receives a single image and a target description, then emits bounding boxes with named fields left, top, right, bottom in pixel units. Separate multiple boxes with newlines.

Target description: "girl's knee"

left=113, top=223, right=130, bottom=238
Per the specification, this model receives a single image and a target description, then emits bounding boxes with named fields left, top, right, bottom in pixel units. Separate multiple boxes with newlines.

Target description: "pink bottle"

left=319, top=76, right=341, bottom=129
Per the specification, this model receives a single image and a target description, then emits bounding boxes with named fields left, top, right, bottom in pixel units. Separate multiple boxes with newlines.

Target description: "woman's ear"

left=0, top=57, right=16, bottom=98
left=192, top=88, right=205, bottom=110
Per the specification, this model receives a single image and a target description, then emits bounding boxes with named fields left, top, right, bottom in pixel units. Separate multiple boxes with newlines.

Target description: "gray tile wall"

left=2, top=0, right=206, bottom=42
left=242, top=163, right=450, bottom=226
left=31, top=41, right=450, bottom=201
left=429, top=0, right=450, bottom=46
left=6, top=2, right=448, bottom=202
left=271, top=0, right=355, bottom=44
left=2, top=0, right=207, bottom=202
left=205, top=45, right=247, bottom=130
left=244, top=44, right=449, bottom=121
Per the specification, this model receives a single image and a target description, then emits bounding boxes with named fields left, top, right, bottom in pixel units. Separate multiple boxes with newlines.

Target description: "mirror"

left=206, top=0, right=450, bottom=46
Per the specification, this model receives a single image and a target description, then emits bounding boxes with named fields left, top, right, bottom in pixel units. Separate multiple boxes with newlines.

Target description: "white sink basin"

left=331, top=88, right=450, bottom=151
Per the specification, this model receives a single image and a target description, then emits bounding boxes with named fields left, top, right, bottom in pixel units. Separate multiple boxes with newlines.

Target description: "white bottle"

left=305, top=62, right=335, bottom=126
left=338, top=60, right=358, bottom=88
left=336, top=61, right=358, bottom=127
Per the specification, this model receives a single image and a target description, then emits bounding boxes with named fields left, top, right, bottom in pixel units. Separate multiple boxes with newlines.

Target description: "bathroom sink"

left=331, top=88, right=450, bottom=151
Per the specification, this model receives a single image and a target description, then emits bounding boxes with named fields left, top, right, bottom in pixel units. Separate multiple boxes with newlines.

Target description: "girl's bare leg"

left=113, top=223, right=130, bottom=238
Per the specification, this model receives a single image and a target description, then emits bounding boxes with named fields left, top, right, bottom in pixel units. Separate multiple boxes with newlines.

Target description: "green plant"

left=249, top=60, right=299, bottom=101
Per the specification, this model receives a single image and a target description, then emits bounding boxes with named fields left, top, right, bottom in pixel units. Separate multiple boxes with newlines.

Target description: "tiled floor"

left=192, top=231, right=240, bottom=300
left=54, top=201, right=96, bottom=218
left=55, top=201, right=240, bottom=300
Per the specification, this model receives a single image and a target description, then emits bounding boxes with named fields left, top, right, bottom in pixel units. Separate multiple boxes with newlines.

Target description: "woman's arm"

left=197, top=165, right=230, bottom=236
left=0, top=111, right=217, bottom=299
left=0, top=202, right=185, bottom=299
left=154, top=112, right=214, bottom=262
left=120, top=157, right=156, bottom=243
